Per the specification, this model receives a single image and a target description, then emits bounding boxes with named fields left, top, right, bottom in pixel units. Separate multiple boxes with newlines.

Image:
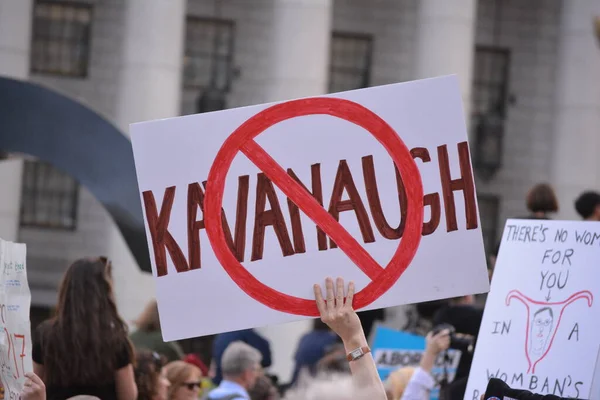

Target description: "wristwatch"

left=346, top=346, right=371, bottom=362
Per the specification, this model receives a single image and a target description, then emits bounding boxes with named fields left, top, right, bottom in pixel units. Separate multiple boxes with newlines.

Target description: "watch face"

left=351, top=349, right=363, bottom=358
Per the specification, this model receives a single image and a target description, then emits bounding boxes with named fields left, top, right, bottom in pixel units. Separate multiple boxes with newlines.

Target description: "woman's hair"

left=385, top=367, right=415, bottom=400
left=526, top=183, right=559, bottom=214
left=285, top=373, right=373, bottom=400
left=135, top=300, right=161, bottom=332
left=248, top=375, right=279, bottom=400
left=40, top=257, right=133, bottom=386
left=164, top=361, right=202, bottom=398
left=135, top=351, right=166, bottom=400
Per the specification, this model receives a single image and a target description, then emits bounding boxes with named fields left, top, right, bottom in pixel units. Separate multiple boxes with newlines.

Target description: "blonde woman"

left=130, top=300, right=184, bottom=362
left=384, top=330, right=450, bottom=400
left=385, top=367, right=415, bottom=400
left=164, top=361, right=203, bottom=400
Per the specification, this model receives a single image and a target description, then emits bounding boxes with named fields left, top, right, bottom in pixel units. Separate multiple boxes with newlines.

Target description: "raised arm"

left=314, top=277, right=386, bottom=400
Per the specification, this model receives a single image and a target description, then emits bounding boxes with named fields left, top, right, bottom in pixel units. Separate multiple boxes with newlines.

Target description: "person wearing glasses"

left=164, top=361, right=204, bottom=400
left=32, top=257, right=137, bottom=400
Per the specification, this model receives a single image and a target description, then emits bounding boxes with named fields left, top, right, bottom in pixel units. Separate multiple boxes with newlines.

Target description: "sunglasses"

left=182, top=381, right=202, bottom=390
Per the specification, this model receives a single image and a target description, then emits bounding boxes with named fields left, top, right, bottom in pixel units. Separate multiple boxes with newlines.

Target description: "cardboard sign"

left=0, top=239, right=32, bottom=398
left=372, top=326, right=461, bottom=400
left=131, top=75, right=490, bottom=340
left=465, top=220, right=600, bottom=399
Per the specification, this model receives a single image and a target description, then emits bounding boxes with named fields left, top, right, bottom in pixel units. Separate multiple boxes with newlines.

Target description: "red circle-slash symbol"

left=204, top=97, right=424, bottom=316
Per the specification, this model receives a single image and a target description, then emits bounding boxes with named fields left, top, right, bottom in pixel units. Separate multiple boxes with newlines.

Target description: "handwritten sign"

left=465, top=220, right=600, bottom=399
left=131, top=75, right=490, bottom=340
left=0, top=239, right=32, bottom=399
left=372, top=326, right=461, bottom=400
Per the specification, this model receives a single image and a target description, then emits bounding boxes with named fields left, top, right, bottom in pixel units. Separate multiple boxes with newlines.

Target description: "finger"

left=26, top=373, right=43, bottom=386
left=325, top=277, right=335, bottom=312
left=433, top=329, right=450, bottom=340
left=335, top=277, right=344, bottom=309
left=22, top=385, right=34, bottom=394
left=345, top=281, right=355, bottom=308
left=314, top=284, right=326, bottom=316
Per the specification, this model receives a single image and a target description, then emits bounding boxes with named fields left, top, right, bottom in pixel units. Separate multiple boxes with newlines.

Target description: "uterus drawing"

left=505, top=290, right=593, bottom=373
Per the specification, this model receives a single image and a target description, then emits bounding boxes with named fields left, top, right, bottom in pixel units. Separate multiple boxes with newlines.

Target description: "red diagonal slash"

left=204, top=97, right=424, bottom=315
left=241, top=140, right=384, bottom=280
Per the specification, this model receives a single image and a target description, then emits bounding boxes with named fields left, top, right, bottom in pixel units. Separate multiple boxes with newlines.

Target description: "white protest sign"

left=465, top=220, right=600, bottom=399
left=0, top=239, right=32, bottom=398
left=131, top=75, right=490, bottom=341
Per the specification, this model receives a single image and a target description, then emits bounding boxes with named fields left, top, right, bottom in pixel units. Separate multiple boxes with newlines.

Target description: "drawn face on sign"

left=529, top=307, right=553, bottom=357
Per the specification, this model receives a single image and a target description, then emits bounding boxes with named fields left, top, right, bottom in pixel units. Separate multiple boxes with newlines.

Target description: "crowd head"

left=135, top=351, right=170, bottom=400
left=221, top=341, right=263, bottom=389
left=526, top=183, right=559, bottom=218
left=36, top=257, right=135, bottom=393
left=575, top=191, right=600, bottom=221
left=164, top=360, right=203, bottom=400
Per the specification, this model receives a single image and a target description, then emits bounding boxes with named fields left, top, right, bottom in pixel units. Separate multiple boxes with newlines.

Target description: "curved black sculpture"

left=0, top=77, right=151, bottom=272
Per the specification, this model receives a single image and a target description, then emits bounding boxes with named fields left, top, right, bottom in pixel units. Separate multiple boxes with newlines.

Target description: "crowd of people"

left=2, top=183, right=595, bottom=400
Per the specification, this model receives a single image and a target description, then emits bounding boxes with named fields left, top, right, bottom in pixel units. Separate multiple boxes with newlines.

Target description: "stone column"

left=256, top=0, right=334, bottom=383
left=264, top=0, right=333, bottom=102
left=111, top=0, right=186, bottom=323
left=413, top=0, right=477, bottom=117
left=115, top=0, right=186, bottom=129
left=0, top=0, right=34, bottom=241
left=550, top=0, right=600, bottom=220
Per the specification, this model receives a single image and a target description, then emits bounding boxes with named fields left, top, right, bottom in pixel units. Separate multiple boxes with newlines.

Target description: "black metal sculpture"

left=0, top=77, right=151, bottom=273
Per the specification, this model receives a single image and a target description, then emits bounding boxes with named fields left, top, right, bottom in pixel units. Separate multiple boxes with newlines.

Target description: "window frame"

left=183, top=16, right=236, bottom=92
left=471, top=45, right=512, bottom=119
left=328, top=31, right=374, bottom=93
left=477, top=193, right=501, bottom=255
left=19, top=160, right=80, bottom=231
left=30, top=0, right=94, bottom=78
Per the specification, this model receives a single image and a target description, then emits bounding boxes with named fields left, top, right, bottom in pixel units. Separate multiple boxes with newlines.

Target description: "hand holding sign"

left=314, top=277, right=363, bottom=345
left=131, top=75, right=490, bottom=340
left=21, top=372, right=45, bottom=400
left=0, top=239, right=32, bottom=399
left=315, top=277, right=386, bottom=400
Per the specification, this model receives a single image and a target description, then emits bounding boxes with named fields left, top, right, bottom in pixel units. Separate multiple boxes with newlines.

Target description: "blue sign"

left=372, top=326, right=461, bottom=400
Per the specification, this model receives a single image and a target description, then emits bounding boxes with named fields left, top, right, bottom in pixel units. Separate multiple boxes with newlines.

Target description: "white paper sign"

left=131, top=75, right=490, bottom=341
left=465, top=220, right=600, bottom=400
left=0, top=239, right=32, bottom=398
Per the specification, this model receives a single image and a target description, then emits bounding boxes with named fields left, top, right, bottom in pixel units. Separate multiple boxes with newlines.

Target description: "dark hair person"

left=33, top=257, right=138, bottom=400
left=525, top=183, right=559, bottom=219
left=574, top=191, right=600, bottom=221
left=135, top=351, right=170, bottom=400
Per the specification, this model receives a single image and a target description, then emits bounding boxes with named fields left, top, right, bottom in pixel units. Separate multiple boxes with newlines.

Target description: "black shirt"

left=432, top=304, right=483, bottom=380
left=32, top=323, right=131, bottom=400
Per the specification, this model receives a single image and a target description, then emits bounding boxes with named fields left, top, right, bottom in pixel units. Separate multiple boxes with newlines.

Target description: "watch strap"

left=346, top=346, right=371, bottom=362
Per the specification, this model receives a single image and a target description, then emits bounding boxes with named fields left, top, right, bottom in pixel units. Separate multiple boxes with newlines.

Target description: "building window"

left=183, top=17, right=235, bottom=91
left=472, top=46, right=511, bottom=119
left=470, top=46, right=511, bottom=178
left=477, top=194, right=501, bottom=255
left=20, top=161, right=79, bottom=230
left=30, top=1, right=93, bottom=77
left=329, top=32, right=373, bottom=93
